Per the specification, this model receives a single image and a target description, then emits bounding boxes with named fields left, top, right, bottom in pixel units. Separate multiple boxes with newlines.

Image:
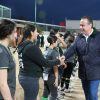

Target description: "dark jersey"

left=43, top=48, right=59, bottom=74
left=18, top=40, right=60, bottom=78
left=0, top=44, right=16, bottom=99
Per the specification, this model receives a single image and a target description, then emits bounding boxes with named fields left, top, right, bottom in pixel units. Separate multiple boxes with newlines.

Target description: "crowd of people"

left=0, top=16, right=100, bottom=100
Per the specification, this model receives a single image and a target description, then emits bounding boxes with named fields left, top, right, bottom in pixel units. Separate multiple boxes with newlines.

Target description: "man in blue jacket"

left=64, top=16, right=100, bottom=100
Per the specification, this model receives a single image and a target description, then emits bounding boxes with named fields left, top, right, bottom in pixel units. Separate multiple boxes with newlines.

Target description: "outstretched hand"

left=58, top=55, right=65, bottom=65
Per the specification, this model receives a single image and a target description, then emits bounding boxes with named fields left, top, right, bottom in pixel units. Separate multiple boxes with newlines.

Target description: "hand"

left=62, top=63, right=67, bottom=69
left=54, top=79, right=58, bottom=87
left=57, top=36, right=64, bottom=41
left=58, top=56, right=65, bottom=65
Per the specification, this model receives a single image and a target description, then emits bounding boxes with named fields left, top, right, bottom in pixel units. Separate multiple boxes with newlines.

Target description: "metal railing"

left=0, top=17, right=66, bottom=31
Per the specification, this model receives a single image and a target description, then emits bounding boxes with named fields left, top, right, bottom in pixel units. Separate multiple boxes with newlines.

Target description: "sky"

left=0, top=0, right=100, bottom=25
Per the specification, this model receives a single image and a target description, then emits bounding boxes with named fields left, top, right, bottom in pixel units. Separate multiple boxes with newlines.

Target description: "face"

left=31, top=28, right=39, bottom=41
left=57, top=35, right=64, bottom=44
left=55, top=33, right=60, bottom=37
left=80, top=18, right=92, bottom=35
left=9, top=27, right=17, bottom=47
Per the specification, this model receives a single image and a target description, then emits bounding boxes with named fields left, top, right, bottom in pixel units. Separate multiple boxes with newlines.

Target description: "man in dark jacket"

left=64, top=16, right=100, bottom=100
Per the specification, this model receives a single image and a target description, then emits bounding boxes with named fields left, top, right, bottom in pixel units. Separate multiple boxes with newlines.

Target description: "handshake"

left=58, top=56, right=67, bottom=68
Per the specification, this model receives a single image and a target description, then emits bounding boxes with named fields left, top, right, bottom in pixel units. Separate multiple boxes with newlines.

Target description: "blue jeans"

left=81, top=79, right=100, bottom=100
left=19, top=75, right=39, bottom=100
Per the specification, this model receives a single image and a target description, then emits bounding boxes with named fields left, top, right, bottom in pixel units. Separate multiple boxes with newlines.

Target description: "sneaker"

left=58, top=87, right=65, bottom=91
left=64, top=89, right=70, bottom=93
left=60, top=87, right=65, bottom=91
left=58, top=86, right=61, bottom=90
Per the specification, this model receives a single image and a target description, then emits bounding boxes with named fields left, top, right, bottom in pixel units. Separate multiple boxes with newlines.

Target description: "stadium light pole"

left=35, top=0, right=37, bottom=24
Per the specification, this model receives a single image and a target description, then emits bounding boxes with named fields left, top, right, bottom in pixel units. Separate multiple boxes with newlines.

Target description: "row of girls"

left=0, top=18, right=76, bottom=100
left=41, top=29, right=77, bottom=100
left=17, top=24, right=77, bottom=100
left=0, top=19, right=65, bottom=100
left=17, top=24, right=66, bottom=100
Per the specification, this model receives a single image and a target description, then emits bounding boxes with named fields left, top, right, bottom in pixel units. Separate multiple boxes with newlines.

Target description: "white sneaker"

left=64, top=89, right=70, bottom=93
left=58, top=87, right=65, bottom=91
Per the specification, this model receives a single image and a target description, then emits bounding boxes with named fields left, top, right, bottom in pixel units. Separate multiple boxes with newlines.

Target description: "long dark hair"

left=13, top=24, right=36, bottom=53
left=21, top=24, right=36, bottom=43
left=0, top=19, right=16, bottom=40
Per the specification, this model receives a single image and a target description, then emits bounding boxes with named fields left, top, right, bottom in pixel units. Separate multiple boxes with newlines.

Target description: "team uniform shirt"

left=43, top=48, right=59, bottom=76
left=18, top=40, right=60, bottom=78
left=0, top=44, right=16, bottom=99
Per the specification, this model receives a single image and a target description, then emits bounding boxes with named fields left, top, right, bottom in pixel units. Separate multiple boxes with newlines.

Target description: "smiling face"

left=80, top=18, right=93, bottom=35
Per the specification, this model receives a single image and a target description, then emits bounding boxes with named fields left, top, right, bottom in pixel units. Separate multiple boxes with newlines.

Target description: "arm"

left=0, top=69, right=12, bottom=100
left=53, top=66, right=58, bottom=87
left=64, top=37, right=78, bottom=61
left=0, top=47, right=13, bottom=100
left=25, top=45, right=61, bottom=68
left=57, top=36, right=67, bottom=48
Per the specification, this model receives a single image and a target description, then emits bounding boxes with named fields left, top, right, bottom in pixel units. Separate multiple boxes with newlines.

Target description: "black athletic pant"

left=61, top=62, right=75, bottom=89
